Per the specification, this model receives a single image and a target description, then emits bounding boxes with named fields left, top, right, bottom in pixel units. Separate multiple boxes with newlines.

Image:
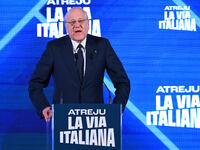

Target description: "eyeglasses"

left=65, top=19, right=88, bottom=26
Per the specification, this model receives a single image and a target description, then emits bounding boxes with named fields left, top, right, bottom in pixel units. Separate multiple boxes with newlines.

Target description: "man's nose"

left=74, top=21, right=81, bottom=27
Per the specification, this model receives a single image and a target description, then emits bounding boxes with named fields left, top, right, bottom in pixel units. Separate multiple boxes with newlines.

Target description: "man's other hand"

left=42, top=106, right=52, bottom=122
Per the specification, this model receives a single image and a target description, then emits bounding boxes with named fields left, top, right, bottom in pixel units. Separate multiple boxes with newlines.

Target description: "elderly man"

left=28, top=7, right=130, bottom=122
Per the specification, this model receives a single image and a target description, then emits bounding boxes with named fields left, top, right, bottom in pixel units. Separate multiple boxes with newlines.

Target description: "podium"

left=51, top=104, right=122, bottom=150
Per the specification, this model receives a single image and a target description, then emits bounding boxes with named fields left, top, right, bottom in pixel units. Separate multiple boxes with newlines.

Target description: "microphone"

left=104, top=82, right=112, bottom=104
left=60, top=91, right=63, bottom=104
left=74, top=53, right=78, bottom=61
left=90, top=53, right=94, bottom=60
left=90, top=49, right=97, bottom=60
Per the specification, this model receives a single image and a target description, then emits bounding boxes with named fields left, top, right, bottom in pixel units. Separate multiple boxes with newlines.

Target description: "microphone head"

left=90, top=53, right=94, bottom=60
left=74, top=53, right=78, bottom=60
left=90, top=50, right=97, bottom=60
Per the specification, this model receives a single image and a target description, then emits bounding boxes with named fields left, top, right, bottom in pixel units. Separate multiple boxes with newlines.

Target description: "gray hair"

left=64, top=7, right=88, bottom=22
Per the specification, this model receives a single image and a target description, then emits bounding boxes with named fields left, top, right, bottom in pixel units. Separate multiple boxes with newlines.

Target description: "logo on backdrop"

left=146, top=86, right=200, bottom=128
left=59, top=108, right=115, bottom=147
left=159, top=6, right=197, bottom=31
left=37, top=0, right=101, bottom=38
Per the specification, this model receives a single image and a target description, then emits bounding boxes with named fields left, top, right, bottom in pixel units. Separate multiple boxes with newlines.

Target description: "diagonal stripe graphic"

left=0, top=0, right=48, bottom=51
left=35, top=11, right=47, bottom=23
left=104, top=77, right=179, bottom=150
left=172, top=0, right=200, bottom=27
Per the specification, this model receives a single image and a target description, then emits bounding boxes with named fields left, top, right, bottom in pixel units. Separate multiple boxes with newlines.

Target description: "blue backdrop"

left=0, top=0, right=200, bottom=149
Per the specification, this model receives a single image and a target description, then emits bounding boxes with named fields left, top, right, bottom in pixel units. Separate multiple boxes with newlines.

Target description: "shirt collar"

left=71, top=38, right=87, bottom=52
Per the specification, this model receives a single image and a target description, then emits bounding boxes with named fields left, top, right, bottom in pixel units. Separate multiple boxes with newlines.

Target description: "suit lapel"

left=82, top=35, right=96, bottom=86
left=59, top=36, right=80, bottom=84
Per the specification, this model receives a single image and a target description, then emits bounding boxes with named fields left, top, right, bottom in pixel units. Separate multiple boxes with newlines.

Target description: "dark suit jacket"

left=28, top=34, right=130, bottom=117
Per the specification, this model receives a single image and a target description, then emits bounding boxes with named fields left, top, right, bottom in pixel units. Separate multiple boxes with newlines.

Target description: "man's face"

left=65, top=8, right=89, bottom=42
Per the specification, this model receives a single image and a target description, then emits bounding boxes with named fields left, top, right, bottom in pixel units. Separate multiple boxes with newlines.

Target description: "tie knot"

left=77, top=44, right=83, bottom=50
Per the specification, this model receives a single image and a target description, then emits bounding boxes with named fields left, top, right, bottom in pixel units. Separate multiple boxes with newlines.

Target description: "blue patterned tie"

left=76, top=44, right=84, bottom=82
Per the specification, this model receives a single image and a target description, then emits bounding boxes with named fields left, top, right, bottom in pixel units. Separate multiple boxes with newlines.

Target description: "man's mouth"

left=75, top=30, right=82, bottom=33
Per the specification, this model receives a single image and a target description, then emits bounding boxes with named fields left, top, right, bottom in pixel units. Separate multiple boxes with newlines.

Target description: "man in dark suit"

left=28, top=7, right=130, bottom=122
